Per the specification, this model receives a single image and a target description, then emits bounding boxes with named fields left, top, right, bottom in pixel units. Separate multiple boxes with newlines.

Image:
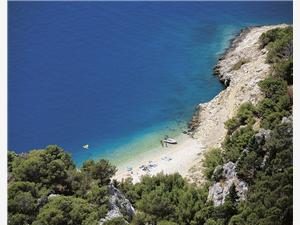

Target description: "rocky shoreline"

left=188, top=26, right=255, bottom=133
left=212, top=27, right=253, bottom=86
left=187, top=24, right=289, bottom=184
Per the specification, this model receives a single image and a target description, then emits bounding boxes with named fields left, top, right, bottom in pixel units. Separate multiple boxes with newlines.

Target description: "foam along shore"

left=113, top=133, right=203, bottom=183
left=114, top=24, right=289, bottom=184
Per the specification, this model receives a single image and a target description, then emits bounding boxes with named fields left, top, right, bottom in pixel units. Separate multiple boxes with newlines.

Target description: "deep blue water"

left=8, top=2, right=292, bottom=165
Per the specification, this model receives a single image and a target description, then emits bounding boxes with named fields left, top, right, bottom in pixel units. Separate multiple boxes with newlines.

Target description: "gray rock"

left=223, top=162, right=236, bottom=179
left=235, top=181, right=248, bottom=201
left=242, top=147, right=249, bottom=154
left=208, top=183, right=224, bottom=206
left=281, top=115, right=292, bottom=124
left=48, top=194, right=60, bottom=198
left=260, top=153, right=270, bottom=169
left=100, top=184, right=135, bottom=225
left=255, top=128, right=271, bottom=145
left=208, top=161, right=248, bottom=206
left=37, top=196, right=48, bottom=208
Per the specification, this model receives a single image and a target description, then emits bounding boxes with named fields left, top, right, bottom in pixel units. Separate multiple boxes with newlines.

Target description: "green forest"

left=8, top=27, right=293, bottom=225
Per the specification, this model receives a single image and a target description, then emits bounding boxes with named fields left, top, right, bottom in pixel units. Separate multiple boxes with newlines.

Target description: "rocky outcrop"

left=282, top=115, right=293, bottom=125
left=100, top=184, right=135, bottom=225
left=187, top=24, right=289, bottom=183
left=254, top=128, right=271, bottom=145
left=207, top=123, right=276, bottom=206
left=188, top=105, right=203, bottom=132
left=213, top=27, right=253, bottom=86
left=207, top=162, right=248, bottom=206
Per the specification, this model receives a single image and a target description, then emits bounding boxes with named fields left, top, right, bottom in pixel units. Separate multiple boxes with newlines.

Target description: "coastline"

left=187, top=24, right=289, bottom=183
left=114, top=24, right=288, bottom=184
left=114, top=133, right=203, bottom=183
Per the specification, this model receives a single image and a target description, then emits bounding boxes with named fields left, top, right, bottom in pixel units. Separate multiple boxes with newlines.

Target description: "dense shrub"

left=223, top=126, right=255, bottom=162
left=266, top=37, right=292, bottom=63
left=273, top=57, right=293, bottom=84
left=225, top=103, right=256, bottom=135
left=259, top=26, right=292, bottom=49
left=236, top=103, right=256, bottom=125
left=8, top=151, right=17, bottom=172
left=8, top=182, right=39, bottom=225
left=119, top=173, right=209, bottom=225
left=32, top=196, right=100, bottom=225
left=259, top=77, right=287, bottom=100
left=103, top=217, right=127, bottom=225
left=236, top=151, right=261, bottom=183
left=224, top=117, right=240, bottom=135
left=82, top=159, right=117, bottom=186
left=259, top=26, right=292, bottom=67
left=202, top=148, right=224, bottom=181
left=11, top=145, right=75, bottom=193
left=257, top=77, right=291, bottom=129
left=8, top=146, right=117, bottom=225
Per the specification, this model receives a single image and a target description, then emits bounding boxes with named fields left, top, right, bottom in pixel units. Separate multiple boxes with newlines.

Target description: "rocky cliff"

left=187, top=24, right=289, bottom=184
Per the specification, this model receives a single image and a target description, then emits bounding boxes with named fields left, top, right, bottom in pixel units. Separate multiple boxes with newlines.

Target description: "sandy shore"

left=114, top=24, right=288, bottom=184
left=113, top=133, right=203, bottom=183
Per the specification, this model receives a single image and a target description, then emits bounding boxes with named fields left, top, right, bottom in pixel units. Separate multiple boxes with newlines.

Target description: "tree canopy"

left=8, top=145, right=117, bottom=225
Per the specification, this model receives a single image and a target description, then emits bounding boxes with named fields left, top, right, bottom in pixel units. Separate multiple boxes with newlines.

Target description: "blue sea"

left=8, top=2, right=292, bottom=166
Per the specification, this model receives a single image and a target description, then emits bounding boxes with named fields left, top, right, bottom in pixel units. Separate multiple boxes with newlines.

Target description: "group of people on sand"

left=124, top=136, right=176, bottom=179
left=125, top=156, right=173, bottom=179
left=139, top=161, right=158, bottom=173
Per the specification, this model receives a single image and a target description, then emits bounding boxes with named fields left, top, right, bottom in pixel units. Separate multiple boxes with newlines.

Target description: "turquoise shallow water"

left=8, top=2, right=292, bottom=166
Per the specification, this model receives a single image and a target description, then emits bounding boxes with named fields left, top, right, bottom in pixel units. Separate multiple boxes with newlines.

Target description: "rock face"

left=208, top=162, right=248, bottom=206
left=100, top=184, right=135, bottom=225
left=207, top=125, right=275, bottom=205
left=255, top=128, right=271, bottom=145
left=282, top=115, right=293, bottom=125
left=187, top=24, right=289, bottom=183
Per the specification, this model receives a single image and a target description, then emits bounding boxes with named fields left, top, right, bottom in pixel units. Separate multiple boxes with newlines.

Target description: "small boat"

left=83, top=144, right=89, bottom=150
left=163, top=137, right=177, bottom=144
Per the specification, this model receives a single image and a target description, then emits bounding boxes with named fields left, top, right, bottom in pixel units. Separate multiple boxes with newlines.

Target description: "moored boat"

left=163, top=136, right=177, bottom=144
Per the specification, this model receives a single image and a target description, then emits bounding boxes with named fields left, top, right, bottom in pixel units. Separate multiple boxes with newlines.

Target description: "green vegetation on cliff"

left=8, top=26, right=293, bottom=225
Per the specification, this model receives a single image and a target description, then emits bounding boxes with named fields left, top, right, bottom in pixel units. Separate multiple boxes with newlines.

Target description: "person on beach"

left=160, top=140, right=164, bottom=147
